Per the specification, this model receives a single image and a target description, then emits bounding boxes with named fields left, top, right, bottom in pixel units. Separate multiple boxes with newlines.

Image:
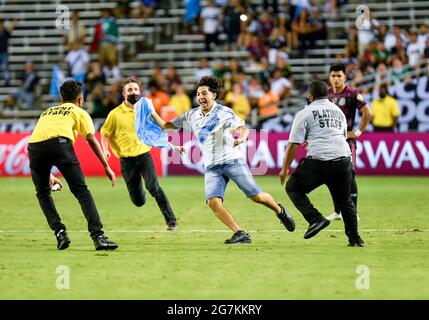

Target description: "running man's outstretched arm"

left=232, top=125, right=249, bottom=147
left=151, top=111, right=178, bottom=130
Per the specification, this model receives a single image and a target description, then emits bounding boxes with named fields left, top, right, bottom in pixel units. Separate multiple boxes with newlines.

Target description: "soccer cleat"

left=348, top=236, right=365, bottom=247
left=326, top=212, right=360, bottom=222
left=93, top=234, right=118, bottom=251
left=56, top=229, right=71, bottom=250
left=224, top=230, right=251, bottom=244
left=326, top=212, right=342, bottom=221
left=304, top=218, right=330, bottom=239
left=277, top=204, right=295, bottom=232
left=167, top=222, right=178, bottom=231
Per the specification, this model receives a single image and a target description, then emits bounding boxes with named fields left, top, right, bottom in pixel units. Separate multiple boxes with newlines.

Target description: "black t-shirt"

left=0, top=30, right=11, bottom=53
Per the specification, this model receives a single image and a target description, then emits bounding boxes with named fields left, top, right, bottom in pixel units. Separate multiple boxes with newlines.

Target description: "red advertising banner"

left=0, top=133, right=163, bottom=177
left=165, top=132, right=429, bottom=176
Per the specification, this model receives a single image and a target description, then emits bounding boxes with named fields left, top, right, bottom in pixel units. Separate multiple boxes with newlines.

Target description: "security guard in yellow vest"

left=101, top=77, right=178, bottom=230
left=28, top=80, right=118, bottom=251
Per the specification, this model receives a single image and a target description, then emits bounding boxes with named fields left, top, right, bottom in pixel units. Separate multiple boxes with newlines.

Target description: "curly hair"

left=60, top=80, right=83, bottom=102
left=197, top=76, right=223, bottom=99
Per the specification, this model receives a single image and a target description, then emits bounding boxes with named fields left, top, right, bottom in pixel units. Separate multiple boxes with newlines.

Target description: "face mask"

left=126, top=94, right=140, bottom=105
left=379, top=92, right=387, bottom=98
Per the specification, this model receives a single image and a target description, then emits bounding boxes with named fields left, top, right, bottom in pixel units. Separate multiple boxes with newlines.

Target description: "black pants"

left=334, top=141, right=357, bottom=213
left=120, top=152, right=176, bottom=225
left=27, top=137, right=104, bottom=237
left=286, top=157, right=360, bottom=241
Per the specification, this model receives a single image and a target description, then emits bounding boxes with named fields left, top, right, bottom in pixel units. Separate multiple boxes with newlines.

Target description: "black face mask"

left=379, top=92, right=387, bottom=98
left=126, top=94, right=140, bottom=105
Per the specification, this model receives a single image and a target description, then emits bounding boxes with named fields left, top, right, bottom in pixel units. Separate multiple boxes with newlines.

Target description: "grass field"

left=0, top=176, right=428, bottom=300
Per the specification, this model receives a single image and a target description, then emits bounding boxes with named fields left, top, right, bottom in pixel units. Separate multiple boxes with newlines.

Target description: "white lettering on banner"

left=416, top=100, right=429, bottom=122
left=362, top=140, right=400, bottom=169
left=416, top=76, right=429, bottom=99
left=416, top=141, right=429, bottom=168
left=276, top=140, right=298, bottom=169
left=395, top=141, right=420, bottom=169
left=277, top=140, right=288, bottom=168
left=1, top=136, right=31, bottom=175
left=181, top=140, right=204, bottom=174
left=391, top=81, right=415, bottom=99
left=250, top=140, right=275, bottom=169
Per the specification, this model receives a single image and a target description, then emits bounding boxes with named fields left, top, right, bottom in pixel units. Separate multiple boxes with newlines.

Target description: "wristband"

left=354, top=129, right=362, bottom=137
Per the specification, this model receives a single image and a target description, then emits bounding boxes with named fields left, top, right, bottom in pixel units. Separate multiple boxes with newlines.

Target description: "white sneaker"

left=326, top=212, right=342, bottom=221
left=326, top=212, right=360, bottom=222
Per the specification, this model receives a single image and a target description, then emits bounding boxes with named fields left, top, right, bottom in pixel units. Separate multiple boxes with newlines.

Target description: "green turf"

left=0, top=176, right=428, bottom=299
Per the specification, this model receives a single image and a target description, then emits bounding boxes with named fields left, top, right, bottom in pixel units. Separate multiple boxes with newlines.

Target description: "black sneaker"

left=167, top=222, right=178, bottom=231
left=92, top=234, right=118, bottom=251
left=56, top=229, right=71, bottom=250
left=348, top=236, right=365, bottom=247
left=304, top=218, right=330, bottom=239
left=277, top=204, right=295, bottom=232
left=224, top=230, right=251, bottom=244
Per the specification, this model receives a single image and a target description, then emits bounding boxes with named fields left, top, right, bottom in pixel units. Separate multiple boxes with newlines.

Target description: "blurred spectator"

left=371, top=84, right=400, bottom=132
left=376, top=24, right=388, bottom=43
left=200, top=0, right=222, bottom=51
left=170, top=83, right=191, bottom=115
left=150, top=65, right=166, bottom=89
left=224, top=83, right=250, bottom=120
left=131, top=0, right=160, bottom=19
left=278, top=13, right=294, bottom=50
left=247, top=34, right=268, bottom=62
left=195, top=58, right=213, bottom=81
left=90, top=9, right=119, bottom=78
left=63, top=11, right=87, bottom=51
left=308, top=7, right=327, bottom=42
left=184, top=0, right=201, bottom=33
left=406, top=31, right=424, bottom=67
left=85, top=60, right=106, bottom=94
left=357, top=11, right=379, bottom=56
left=212, top=59, right=227, bottom=79
left=292, top=8, right=313, bottom=50
left=258, top=11, right=275, bottom=38
left=113, top=0, right=133, bottom=18
left=270, top=54, right=293, bottom=81
left=246, top=78, right=265, bottom=110
left=87, top=82, right=109, bottom=118
left=267, top=27, right=287, bottom=65
left=65, top=41, right=90, bottom=78
left=165, top=65, right=182, bottom=95
left=263, top=0, right=279, bottom=15
left=418, top=24, right=429, bottom=49
left=384, top=26, right=407, bottom=53
left=6, top=61, right=39, bottom=110
left=258, top=82, right=279, bottom=117
left=424, top=38, right=429, bottom=59
left=223, top=0, right=243, bottom=49
left=374, top=63, right=391, bottom=86
left=227, top=58, right=243, bottom=83
left=147, top=79, right=170, bottom=114
left=391, top=57, right=411, bottom=84
left=270, top=69, right=293, bottom=100
left=0, top=18, right=18, bottom=86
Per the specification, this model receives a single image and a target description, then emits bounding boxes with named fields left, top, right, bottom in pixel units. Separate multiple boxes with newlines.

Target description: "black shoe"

left=277, top=204, right=295, bottom=232
left=167, top=222, right=178, bottom=231
left=224, top=230, right=251, bottom=244
left=348, top=237, right=365, bottom=247
left=92, top=234, right=118, bottom=251
left=304, top=218, right=330, bottom=239
left=56, top=229, right=71, bottom=250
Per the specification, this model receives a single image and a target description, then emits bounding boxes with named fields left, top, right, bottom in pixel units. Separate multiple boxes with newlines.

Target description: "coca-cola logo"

left=0, top=136, right=31, bottom=175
